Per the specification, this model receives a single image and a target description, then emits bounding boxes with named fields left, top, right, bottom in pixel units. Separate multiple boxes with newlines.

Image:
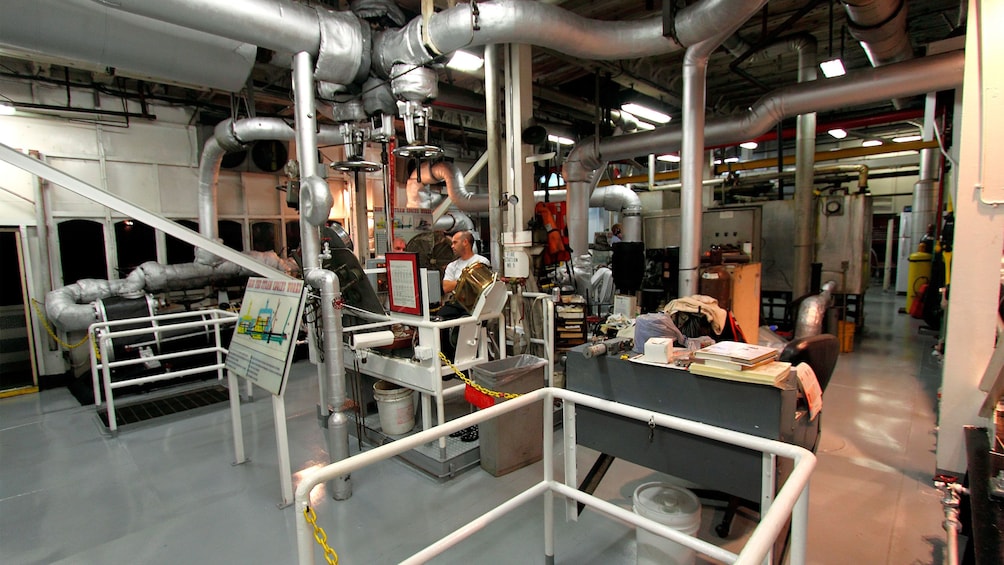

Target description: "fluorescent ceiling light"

left=634, top=121, right=655, bottom=131
left=657, top=154, right=680, bottom=162
left=547, top=134, right=574, bottom=145
left=861, top=139, right=883, bottom=147
left=739, top=141, right=758, bottom=150
left=723, top=157, right=740, bottom=163
left=820, top=58, right=846, bottom=78
left=0, top=102, right=14, bottom=115
left=446, top=50, right=484, bottom=72
left=892, top=134, right=923, bottom=143
left=621, top=102, right=671, bottom=124
left=827, top=128, right=848, bottom=139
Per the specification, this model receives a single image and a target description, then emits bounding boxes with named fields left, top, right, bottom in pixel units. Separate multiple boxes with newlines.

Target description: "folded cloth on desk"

left=664, top=295, right=727, bottom=335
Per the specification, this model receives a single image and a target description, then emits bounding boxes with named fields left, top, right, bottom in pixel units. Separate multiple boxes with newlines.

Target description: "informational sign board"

left=225, top=278, right=306, bottom=396
left=386, top=252, right=422, bottom=316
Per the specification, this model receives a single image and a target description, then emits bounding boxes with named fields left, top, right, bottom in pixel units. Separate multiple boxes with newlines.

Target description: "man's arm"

left=443, top=278, right=458, bottom=293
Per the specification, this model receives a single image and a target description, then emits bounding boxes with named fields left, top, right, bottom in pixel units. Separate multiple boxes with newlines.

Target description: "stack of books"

left=688, top=341, right=790, bottom=385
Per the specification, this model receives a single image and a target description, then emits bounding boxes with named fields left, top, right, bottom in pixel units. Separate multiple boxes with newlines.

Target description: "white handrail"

left=88, top=309, right=239, bottom=431
left=294, top=386, right=815, bottom=564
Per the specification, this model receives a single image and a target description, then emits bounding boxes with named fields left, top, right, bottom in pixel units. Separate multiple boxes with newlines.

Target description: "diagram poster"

left=226, top=278, right=306, bottom=396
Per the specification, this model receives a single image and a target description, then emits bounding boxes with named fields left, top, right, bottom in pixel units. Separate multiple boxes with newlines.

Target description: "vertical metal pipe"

left=679, top=47, right=708, bottom=297
left=354, top=169, right=369, bottom=263
left=292, top=52, right=322, bottom=271
left=883, top=219, right=895, bottom=290
left=912, top=92, right=939, bottom=253
left=311, top=270, right=351, bottom=500
left=648, top=153, right=656, bottom=191
left=793, top=40, right=818, bottom=298
left=485, top=44, right=503, bottom=269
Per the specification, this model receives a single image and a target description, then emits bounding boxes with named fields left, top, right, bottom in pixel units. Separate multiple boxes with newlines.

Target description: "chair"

left=700, top=333, right=840, bottom=537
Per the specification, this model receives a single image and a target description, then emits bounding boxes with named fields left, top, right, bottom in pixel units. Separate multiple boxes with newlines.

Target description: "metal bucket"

left=453, top=262, right=495, bottom=313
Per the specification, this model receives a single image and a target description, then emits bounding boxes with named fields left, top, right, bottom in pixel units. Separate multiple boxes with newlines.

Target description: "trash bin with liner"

left=470, top=354, right=547, bottom=476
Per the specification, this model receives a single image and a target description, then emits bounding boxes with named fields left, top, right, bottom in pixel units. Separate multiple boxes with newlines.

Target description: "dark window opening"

left=114, top=220, right=156, bottom=276
left=58, top=219, right=107, bottom=284
left=165, top=219, right=200, bottom=264
left=251, top=221, right=278, bottom=252
left=218, top=221, right=243, bottom=251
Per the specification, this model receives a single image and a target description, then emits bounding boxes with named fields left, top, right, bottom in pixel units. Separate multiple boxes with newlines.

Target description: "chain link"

left=439, top=352, right=520, bottom=400
left=30, top=298, right=90, bottom=349
left=303, top=506, right=339, bottom=565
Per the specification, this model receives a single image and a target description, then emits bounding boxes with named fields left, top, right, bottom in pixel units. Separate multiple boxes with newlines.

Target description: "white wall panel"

left=158, top=165, right=199, bottom=216
left=216, top=171, right=245, bottom=216
left=99, top=122, right=196, bottom=166
left=105, top=161, right=160, bottom=211
left=242, top=172, right=281, bottom=215
left=0, top=115, right=100, bottom=159
left=45, top=158, right=105, bottom=216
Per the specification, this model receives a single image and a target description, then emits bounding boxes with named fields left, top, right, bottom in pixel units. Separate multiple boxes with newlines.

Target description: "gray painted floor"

left=0, top=287, right=948, bottom=564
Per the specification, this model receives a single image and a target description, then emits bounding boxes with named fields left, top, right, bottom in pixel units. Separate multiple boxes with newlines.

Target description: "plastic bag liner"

left=632, top=313, right=687, bottom=354
left=466, top=355, right=547, bottom=409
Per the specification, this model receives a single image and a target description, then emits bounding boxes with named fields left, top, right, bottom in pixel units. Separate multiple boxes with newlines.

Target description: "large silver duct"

left=198, top=118, right=348, bottom=240
left=405, top=161, right=487, bottom=212
left=563, top=50, right=964, bottom=259
left=678, top=1, right=766, bottom=296
left=375, top=0, right=763, bottom=75
left=45, top=250, right=297, bottom=332
left=4, top=0, right=256, bottom=91
left=843, top=0, right=914, bottom=68
left=794, top=280, right=836, bottom=339
left=433, top=210, right=476, bottom=233
left=94, top=0, right=369, bottom=85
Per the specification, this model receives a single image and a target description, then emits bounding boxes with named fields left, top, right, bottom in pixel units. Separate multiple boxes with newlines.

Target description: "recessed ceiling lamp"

left=0, top=101, right=15, bottom=115
left=820, top=58, right=846, bottom=78
left=739, top=141, right=758, bottom=150
left=827, top=128, right=848, bottom=139
left=446, top=50, right=484, bottom=72
left=657, top=154, right=680, bottom=162
left=547, top=134, right=574, bottom=145
left=892, top=134, right=923, bottom=143
left=861, top=139, right=883, bottom=147
left=621, top=102, right=671, bottom=124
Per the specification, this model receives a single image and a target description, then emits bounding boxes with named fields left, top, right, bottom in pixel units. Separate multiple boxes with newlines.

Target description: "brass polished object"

left=453, top=262, right=495, bottom=313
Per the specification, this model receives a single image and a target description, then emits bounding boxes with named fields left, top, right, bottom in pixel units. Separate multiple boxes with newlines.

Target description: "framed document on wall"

left=386, top=252, right=422, bottom=316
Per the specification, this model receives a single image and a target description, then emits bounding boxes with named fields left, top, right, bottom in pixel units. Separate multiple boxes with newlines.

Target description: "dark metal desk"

left=565, top=346, right=816, bottom=502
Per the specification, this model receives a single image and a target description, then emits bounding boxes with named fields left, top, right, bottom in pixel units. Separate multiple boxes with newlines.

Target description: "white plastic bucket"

left=633, top=482, right=702, bottom=565
left=372, top=381, right=415, bottom=435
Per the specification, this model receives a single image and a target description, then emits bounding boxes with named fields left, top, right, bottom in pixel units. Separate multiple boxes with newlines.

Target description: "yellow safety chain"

left=439, top=352, right=520, bottom=400
left=303, top=506, right=339, bottom=565
left=30, top=298, right=90, bottom=349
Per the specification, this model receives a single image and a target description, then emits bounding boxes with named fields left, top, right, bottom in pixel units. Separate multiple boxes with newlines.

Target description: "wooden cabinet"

left=727, top=263, right=761, bottom=343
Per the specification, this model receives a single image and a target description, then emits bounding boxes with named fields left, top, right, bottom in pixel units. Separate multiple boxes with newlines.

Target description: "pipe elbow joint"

left=300, top=176, right=334, bottom=227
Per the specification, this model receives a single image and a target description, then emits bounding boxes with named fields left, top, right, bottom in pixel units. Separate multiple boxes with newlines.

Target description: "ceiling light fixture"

left=621, top=102, right=671, bottom=124
left=547, top=134, right=574, bottom=145
left=657, top=154, right=680, bottom=163
left=820, top=58, right=846, bottom=78
left=0, top=101, right=15, bottom=115
left=827, top=128, right=848, bottom=139
left=861, top=139, right=883, bottom=147
left=723, top=157, right=740, bottom=163
left=739, top=141, right=758, bottom=150
left=634, top=121, right=655, bottom=131
left=892, top=134, right=923, bottom=143
left=446, top=50, right=484, bottom=73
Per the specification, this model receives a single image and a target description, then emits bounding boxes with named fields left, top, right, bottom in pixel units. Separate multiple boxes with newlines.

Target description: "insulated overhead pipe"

left=197, top=118, right=349, bottom=241
left=405, top=161, right=488, bottom=212
left=678, top=0, right=767, bottom=296
left=562, top=51, right=965, bottom=264
left=4, top=0, right=256, bottom=91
